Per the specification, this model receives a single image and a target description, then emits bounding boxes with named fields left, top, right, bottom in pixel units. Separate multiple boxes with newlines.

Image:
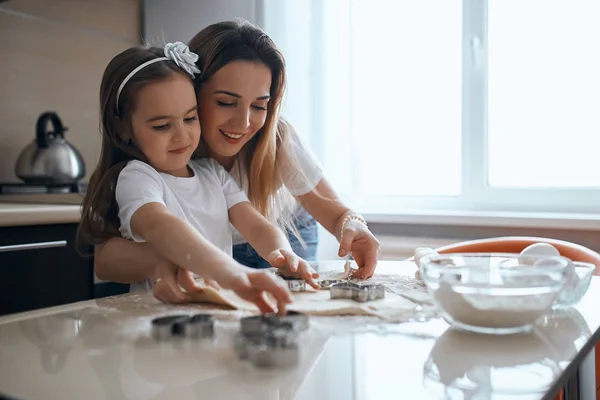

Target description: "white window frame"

left=462, top=0, right=600, bottom=215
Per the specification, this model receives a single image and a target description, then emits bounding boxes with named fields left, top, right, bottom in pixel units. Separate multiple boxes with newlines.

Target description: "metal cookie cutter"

left=240, top=311, right=309, bottom=335
left=319, top=279, right=343, bottom=290
left=151, top=313, right=214, bottom=341
left=329, top=282, right=385, bottom=303
left=276, top=271, right=307, bottom=292
left=235, top=323, right=300, bottom=368
left=235, top=312, right=308, bottom=367
left=184, top=314, right=215, bottom=338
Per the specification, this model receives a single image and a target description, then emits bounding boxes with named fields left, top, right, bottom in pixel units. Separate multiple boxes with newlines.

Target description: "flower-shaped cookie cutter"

left=329, top=282, right=385, bottom=303
left=276, top=271, right=307, bottom=292
left=151, top=313, right=214, bottom=340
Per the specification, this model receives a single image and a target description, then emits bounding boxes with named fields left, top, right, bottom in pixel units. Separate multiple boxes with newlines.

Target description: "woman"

left=94, top=19, right=380, bottom=303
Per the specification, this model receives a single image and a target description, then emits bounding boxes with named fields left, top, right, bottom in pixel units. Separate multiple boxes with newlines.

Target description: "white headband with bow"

left=116, top=42, right=201, bottom=113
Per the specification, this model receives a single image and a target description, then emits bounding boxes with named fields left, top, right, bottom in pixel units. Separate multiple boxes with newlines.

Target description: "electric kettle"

left=15, top=111, right=86, bottom=185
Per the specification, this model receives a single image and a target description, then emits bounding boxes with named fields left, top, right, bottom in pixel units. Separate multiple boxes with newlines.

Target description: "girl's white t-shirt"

left=228, top=129, right=324, bottom=245
left=115, top=158, right=249, bottom=291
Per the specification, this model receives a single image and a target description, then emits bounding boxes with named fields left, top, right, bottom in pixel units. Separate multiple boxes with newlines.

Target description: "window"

left=488, top=0, right=600, bottom=189
left=350, top=0, right=462, bottom=197
left=265, top=1, right=600, bottom=214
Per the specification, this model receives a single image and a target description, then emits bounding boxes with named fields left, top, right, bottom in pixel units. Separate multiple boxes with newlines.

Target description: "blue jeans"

left=233, top=210, right=319, bottom=269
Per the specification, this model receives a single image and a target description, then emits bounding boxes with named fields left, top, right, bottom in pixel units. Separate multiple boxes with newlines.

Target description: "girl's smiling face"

left=130, top=73, right=200, bottom=177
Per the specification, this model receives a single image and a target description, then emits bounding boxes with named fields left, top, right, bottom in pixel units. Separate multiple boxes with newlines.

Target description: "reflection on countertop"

left=4, top=306, right=337, bottom=400
left=423, top=308, right=591, bottom=398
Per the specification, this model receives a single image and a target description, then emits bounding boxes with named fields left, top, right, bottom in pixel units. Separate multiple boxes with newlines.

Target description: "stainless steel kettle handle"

left=36, top=112, right=66, bottom=149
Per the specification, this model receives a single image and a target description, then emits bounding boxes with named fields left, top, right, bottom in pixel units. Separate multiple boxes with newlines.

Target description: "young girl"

left=77, top=42, right=319, bottom=313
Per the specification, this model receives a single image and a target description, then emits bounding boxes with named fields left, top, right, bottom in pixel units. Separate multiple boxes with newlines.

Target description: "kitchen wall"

left=0, top=0, right=142, bottom=183
left=143, top=0, right=262, bottom=44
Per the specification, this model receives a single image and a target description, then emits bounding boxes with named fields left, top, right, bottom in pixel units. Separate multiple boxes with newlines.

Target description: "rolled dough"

left=188, top=267, right=421, bottom=321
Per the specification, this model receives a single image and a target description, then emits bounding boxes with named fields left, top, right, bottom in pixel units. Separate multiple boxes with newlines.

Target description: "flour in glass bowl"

left=432, top=281, right=558, bottom=330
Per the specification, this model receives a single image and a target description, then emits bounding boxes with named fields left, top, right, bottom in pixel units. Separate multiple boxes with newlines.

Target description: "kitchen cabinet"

left=0, top=223, right=94, bottom=316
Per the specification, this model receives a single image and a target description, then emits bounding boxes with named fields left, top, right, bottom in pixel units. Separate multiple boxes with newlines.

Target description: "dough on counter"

left=188, top=268, right=420, bottom=321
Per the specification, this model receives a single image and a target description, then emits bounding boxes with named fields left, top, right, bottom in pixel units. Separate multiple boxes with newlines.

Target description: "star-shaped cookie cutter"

left=329, top=282, right=385, bottom=302
left=319, top=279, right=343, bottom=290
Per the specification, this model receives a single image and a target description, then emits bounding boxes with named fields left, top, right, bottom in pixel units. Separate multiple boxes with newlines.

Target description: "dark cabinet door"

left=0, top=224, right=94, bottom=316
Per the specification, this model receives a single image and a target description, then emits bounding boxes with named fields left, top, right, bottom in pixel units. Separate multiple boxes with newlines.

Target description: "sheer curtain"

left=263, top=0, right=464, bottom=213
left=263, top=0, right=353, bottom=258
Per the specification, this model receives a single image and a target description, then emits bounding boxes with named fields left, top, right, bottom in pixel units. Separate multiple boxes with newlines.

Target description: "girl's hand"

left=152, top=259, right=293, bottom=314
left=218, top=267, right=293, bottom=314
left=267, top=249, right=320, bottom=290
left=337, top=219, right=381, bottom=279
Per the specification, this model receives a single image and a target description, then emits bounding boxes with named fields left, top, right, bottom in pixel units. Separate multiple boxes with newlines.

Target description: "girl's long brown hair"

left=189, top=19, right=308, bottom=237
left=76, top=46, right=193, bottom=255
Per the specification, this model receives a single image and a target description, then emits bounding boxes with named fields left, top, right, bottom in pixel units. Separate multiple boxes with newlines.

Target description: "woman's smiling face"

left=196, top=60, right=272, bottom=168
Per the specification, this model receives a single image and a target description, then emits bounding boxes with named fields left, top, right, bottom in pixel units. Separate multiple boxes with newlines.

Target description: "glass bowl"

left=552, top=261, right=595, bottom=310
left=420, top=253, right=570, bottom=335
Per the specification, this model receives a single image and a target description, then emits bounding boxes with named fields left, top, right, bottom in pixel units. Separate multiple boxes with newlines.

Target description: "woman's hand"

left=152, top=262, right=205, bottom=304
left=267, top=249, right=320, bottom=290
left=337, top=219, right=380, bottom=279
left=152, top=260, right=190, bottom=304
left=176, top=268, right=209, bottom=293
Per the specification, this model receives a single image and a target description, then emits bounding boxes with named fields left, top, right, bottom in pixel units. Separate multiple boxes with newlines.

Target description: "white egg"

left=414, top=247, right=438, bottom=269
left=519, top=243, right=560, bottom=265
left=520, top=242, right=580, bottom=297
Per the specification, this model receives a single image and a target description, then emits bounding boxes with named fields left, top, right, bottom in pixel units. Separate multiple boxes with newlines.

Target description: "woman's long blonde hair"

left=189, top=19, right=308, bottom=238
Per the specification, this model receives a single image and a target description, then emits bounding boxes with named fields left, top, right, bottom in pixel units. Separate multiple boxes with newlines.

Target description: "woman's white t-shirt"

left=115, top=158, right=249, bottom=291
left=229, top=129, right=324, bottom=245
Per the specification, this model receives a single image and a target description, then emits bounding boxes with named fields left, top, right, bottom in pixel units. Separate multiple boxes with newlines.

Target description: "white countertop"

left=0, top=202, right=81, bottom=227
left=0, top=260, right=597, bottom=400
